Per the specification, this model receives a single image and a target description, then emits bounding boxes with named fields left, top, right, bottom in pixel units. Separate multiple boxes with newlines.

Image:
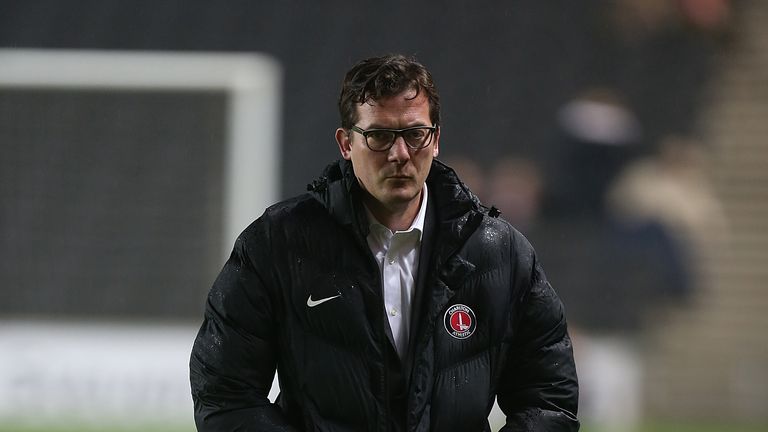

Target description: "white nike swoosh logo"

left=306, top=294, right=341, bottom=308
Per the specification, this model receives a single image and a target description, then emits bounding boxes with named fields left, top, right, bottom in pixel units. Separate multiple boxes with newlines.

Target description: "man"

left=190, top=54, right=579, bottom=431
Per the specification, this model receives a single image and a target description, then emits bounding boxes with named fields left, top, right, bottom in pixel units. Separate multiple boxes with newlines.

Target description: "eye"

left=404, top=129, right=428, bottom=140
left=367, top=130, right=394, bottom=142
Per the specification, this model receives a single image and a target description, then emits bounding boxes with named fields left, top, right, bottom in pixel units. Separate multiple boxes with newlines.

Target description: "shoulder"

left=237, top=193, right=328, bottom=245
left=451, top=211, right=539, bottom=289
left=471, top=211, right=536, bottom=261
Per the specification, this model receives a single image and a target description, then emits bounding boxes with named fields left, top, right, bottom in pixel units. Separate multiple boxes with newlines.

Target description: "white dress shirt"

left=365, top=185, right=428, bottom=359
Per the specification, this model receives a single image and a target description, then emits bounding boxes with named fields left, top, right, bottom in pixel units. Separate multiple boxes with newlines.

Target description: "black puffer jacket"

left=190, top=159, right=579, bottom=431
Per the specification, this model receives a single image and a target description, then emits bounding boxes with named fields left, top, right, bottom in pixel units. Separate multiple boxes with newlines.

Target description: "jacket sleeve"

left=189, top=230, right=299, bottom=431
left=497, top=248, right=580, bottom=431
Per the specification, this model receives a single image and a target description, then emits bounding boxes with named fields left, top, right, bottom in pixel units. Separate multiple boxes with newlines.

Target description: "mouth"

left=386, top=175, right=412, bottom=181
left=385, top=171, right=413, bottom=178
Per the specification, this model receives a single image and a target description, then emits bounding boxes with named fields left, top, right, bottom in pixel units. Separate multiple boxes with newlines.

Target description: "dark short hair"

left=338, top=54, right=441, bottom=129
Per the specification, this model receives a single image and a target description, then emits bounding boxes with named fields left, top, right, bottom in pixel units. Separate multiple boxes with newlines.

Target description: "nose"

left=387, top=135, right=411, bottom=163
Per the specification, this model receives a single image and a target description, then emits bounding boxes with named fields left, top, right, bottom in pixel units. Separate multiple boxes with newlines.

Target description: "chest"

left=280, top=237, right=512, bottom=366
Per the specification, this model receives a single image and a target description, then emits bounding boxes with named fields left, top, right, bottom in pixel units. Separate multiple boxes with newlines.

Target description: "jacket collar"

left=309, top=158, right=482, bottom=233
left=309, top=158, right=482, bottom=293
left=308, top=159, right=369, bottom=241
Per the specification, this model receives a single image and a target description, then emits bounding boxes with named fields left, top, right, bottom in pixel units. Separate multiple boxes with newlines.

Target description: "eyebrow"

left=362, top=123, right=430, bottom=130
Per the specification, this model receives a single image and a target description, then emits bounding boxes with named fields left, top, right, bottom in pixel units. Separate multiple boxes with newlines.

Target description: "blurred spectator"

left=486, top=157, right=544, bottom=233
left=611, top=0, right=731, bottom=40
left=547, top=87, right=642, bottom=218
left=438, top=154, right=487, bottom=200
left=607, top=134, right=729, bottom=285
left=678, top=0, right=732, bottom=32
left=533, top=88, right=692, bottom=432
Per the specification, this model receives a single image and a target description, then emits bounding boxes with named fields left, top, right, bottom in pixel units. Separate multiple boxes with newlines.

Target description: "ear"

left=432, top=126, right=440, bottom=158
left=336, top=128, right=353, bottom=160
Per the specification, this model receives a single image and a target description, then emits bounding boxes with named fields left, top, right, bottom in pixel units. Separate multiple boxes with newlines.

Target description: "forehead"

left=356, top=90, right=431, bottom=126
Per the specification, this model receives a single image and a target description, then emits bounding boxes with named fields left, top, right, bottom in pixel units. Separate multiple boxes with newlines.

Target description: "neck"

left=364, top=189, right=424, bottom=232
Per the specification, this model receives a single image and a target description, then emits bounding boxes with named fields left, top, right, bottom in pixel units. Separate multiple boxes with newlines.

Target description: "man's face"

left=336, top=90, right=440, bottom=213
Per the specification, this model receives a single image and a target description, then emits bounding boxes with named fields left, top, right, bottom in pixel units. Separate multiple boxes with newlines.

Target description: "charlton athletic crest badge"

left=444, top=304, right=477, bottom=339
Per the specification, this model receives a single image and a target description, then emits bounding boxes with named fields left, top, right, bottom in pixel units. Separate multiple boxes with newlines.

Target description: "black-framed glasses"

left=350, top=125, right=437, bottom=152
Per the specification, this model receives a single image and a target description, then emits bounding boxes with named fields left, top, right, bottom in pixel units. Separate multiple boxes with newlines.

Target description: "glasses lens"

left=365, top=130, right=396, bottom=151
left=403, top=127, right=432, bottom=148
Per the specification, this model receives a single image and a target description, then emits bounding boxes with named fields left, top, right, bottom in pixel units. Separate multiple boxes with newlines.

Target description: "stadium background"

left=1, top=0, right=766, bottom=431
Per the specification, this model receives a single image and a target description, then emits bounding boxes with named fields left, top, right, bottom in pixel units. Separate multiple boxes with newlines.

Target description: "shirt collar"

left=365, top=183, right=428, bottom=241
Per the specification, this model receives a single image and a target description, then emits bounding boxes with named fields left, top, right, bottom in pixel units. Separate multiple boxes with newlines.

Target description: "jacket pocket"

left=431, top=352, right=492, bottom=431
